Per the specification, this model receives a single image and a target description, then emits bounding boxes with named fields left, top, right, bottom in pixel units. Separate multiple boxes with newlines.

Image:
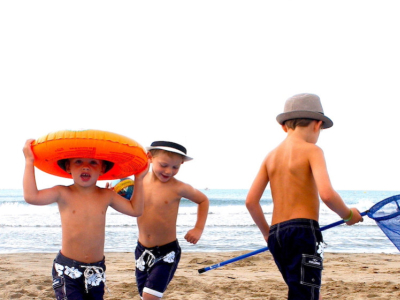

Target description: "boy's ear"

left=281, top=124, right=288, bottom=133
left=147, top=152, right=153, bottom=162
left=314, top=120, right=323, bottom=131
left=65, top=160, right=71, bottom=174
left=100, top=161, right=107, bottom=175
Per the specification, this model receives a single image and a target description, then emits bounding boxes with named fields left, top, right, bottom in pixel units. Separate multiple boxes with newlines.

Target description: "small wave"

left=0, top=224, right=61, bottom=228
left=0, top=202, right=58, bottom=216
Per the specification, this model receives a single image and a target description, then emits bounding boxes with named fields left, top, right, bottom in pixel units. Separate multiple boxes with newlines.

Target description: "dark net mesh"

left=367, top=194, right=400, bottom=252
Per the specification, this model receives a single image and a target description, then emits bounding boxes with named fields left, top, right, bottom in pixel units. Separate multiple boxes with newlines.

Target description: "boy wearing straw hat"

left=246, top=93, right=363, bottom=300
left=134, top=141, right=209, bottom=300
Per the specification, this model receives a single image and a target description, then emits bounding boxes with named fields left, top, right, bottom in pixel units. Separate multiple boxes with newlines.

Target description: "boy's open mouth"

left=80, top=173, right=91, bottom=181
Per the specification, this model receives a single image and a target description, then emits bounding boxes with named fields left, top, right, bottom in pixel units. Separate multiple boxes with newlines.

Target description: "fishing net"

left=367, top=194, right=400, bottom=252
left=198, top=194, right=400, bottom=274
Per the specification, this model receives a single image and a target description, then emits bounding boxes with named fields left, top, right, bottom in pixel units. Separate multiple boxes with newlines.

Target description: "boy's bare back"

left=266, top=134, right=321, bottom=225
left=247, top=94, right=362, bottom=243
left=246, top=93, right=363, bottom=299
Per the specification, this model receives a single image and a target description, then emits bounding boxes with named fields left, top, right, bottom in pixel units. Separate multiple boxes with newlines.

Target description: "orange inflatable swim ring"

left=32, top=129, right=148, bottom=180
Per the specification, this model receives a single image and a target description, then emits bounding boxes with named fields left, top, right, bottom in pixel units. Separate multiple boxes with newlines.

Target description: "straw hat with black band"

left=146, top=141, right=193, bottom=162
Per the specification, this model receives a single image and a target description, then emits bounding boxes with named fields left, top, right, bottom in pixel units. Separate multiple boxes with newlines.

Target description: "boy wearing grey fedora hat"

left=133, top=141, right=209, bottom=300
left=246, top=93, right=362, bottom=299
left=276, top=93, right=333, bottom=129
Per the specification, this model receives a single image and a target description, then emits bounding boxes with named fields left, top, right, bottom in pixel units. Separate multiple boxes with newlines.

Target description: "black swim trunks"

left=135, top=240, right=181, bottom=298
left=268, top=218, right=325, bottom=300
left=52, top=251, right=106, bottom=300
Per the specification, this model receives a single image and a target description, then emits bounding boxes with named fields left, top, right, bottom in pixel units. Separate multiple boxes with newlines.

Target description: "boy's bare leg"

left=143, top=293, right=160, bottom=300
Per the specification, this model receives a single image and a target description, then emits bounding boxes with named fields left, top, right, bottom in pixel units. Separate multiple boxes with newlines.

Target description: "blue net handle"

left=199, top=194, right=400, bottom=274
left=367, top=194, right=400, bottom=221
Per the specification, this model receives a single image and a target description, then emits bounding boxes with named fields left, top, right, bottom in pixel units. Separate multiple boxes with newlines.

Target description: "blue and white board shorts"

left=268, top=218, right=325, bottom=300
left=135, top=240, right=181, bottom=299
left=52, top=251, right=106, bottom=300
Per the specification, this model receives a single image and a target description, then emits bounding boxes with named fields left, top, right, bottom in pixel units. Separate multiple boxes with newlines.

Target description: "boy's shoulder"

left=267, top=139, right=323, bottom=167
left=164, top=178, right=201, bottom=198
left=49, top=184, right=70, bottom=192
left=282, top=135, right=322, bottom=151
left=166, top=177, right=191, bottom=193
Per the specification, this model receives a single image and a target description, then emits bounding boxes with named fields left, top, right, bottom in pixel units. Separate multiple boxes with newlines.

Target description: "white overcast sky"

left=1, top=1, right=399, bottom=191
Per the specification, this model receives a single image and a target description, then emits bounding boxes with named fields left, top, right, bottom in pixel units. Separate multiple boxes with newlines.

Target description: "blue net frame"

left=367, top=194, right=400, bottom=252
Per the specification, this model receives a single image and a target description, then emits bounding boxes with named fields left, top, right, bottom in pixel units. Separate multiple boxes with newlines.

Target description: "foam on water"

left=1, top=189, right=399, bottom=254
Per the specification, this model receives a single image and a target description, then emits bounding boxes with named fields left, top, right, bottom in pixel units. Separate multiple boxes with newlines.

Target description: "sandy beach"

left=1, top=251, right=399, bottom=299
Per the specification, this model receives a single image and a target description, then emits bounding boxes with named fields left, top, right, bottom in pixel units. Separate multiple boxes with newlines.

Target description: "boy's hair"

left=149, top=149, right=185, bottom=161
left=57, top=159, right=114, bottom=174
left=284, top=118, right=316, bottom=129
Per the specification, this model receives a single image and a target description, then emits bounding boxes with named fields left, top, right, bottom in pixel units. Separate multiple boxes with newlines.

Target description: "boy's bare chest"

left=59, top=195, right=109, bottom=219
left=145, top=195, right=180, bottom=211
left=145, top=184, right=180, bottom=203
left=139, top=196, right=181, bottom=235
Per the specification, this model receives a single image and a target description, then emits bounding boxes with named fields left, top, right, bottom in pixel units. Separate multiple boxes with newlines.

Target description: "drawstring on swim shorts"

left=80, top=265, right=109, bottom=293
left=136, top=250, right=176, bottom=272
left=54, top=261, right=109, bottom=294
left=136, top=250, right=156, bottom=271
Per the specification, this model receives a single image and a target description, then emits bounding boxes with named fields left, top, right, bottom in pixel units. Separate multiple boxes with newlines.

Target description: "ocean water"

left=1, top=189, right=399, bottom=255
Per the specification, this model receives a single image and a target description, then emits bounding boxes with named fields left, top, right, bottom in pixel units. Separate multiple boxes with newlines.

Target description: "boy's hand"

left=345, top=208, right=363, bottom=226
left=23, top=139, right=35, bottom=162
left=105, top=182, right=114, bottom=190
left=184, top=227, right=203, bottom=244
left=134, top=161, right=150, bottom=181
left=263, top=233, right=269, bottom=244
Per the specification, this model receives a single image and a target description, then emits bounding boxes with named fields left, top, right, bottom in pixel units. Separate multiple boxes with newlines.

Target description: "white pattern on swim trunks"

left=64, top=266, right=83, bottom=279
left=163, top=251, right=175, bottom=263
left=136, top=250, right=176, bottom=271
left=81, top=265, right=106, bottom=293
left=136, top=250, right=156, bottom=271
left=54, top=263, right=64, bottom=276
left=316, top=241, right=326, bottom=259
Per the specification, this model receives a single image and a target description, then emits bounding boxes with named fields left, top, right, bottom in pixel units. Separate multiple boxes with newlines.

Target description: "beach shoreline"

left=1, top=251, right=399, bottom=299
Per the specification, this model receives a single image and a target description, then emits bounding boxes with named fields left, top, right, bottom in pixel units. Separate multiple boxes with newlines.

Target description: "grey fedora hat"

left=276, top=93, right=333, bottom=129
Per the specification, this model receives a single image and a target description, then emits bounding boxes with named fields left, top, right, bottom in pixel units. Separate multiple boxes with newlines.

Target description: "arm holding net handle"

left=198, top=211, right=368, bottom=274
left=321, top=210, right=368, bottom=230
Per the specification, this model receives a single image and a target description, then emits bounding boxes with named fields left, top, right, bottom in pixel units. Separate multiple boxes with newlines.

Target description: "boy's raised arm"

left=23, top=139, right=59, bottom=205
left=109, top=162, right=149, bottom=217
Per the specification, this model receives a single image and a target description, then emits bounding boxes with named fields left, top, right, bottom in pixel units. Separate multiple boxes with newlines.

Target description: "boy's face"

left=65, top=158, right=106, bottom=186
left=150, top=151, right=183, bottom=183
